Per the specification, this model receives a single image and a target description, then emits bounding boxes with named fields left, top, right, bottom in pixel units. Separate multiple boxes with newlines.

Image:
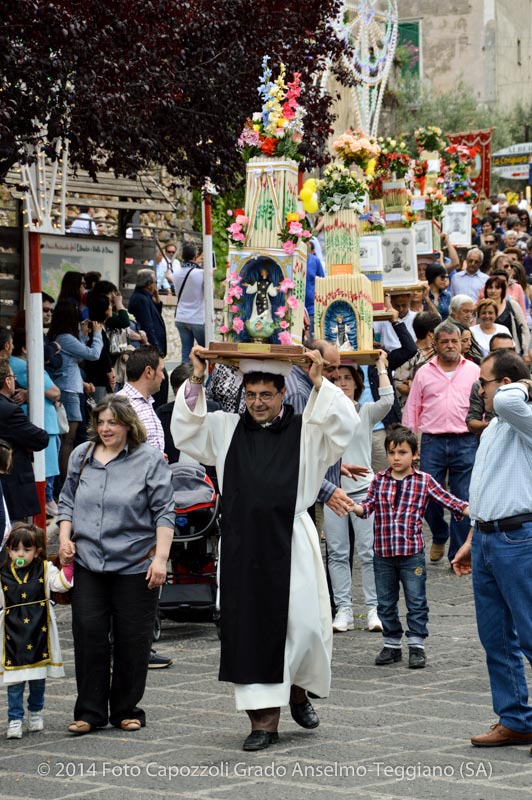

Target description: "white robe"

left=171, top=378, right=359, bottom=709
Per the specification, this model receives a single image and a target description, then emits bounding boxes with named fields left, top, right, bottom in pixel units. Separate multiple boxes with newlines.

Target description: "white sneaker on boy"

left=28, top=712, right=44, bottom=732
left=6, top=720, right=23, bottom=739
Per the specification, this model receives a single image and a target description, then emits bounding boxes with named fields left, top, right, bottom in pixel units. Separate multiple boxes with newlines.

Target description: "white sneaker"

left=28, top=712, right=44, bottom=732
left=367, top=607, right=383, bottom=632
left=333, top=607, right=355, bottom=632
left=6, top=720, right=23, bottom=739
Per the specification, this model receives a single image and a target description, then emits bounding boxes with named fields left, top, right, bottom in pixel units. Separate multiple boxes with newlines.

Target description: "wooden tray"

left=204, top=342, right=312, bottom=365
left=339, top=350, right=381, bottom=366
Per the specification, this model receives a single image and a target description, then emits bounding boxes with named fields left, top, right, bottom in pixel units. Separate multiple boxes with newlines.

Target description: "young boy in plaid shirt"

left=353, top=425, right=469, bottom=669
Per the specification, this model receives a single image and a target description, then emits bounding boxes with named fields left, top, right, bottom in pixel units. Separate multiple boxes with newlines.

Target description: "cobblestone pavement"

left=1, top=547, right=531, bottom=799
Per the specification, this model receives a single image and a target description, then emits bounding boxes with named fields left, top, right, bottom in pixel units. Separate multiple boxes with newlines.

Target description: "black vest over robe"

left=219, top=404, right=302, bottom=684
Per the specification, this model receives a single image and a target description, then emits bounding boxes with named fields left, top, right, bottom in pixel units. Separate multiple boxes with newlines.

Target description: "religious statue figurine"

left=244, top=268, right=279, bottom=324
left=243, top=267, right=280, bottom=340
left=330, top=314, right=353, bottom=351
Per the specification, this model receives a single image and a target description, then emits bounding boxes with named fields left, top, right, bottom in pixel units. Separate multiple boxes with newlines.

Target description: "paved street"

left=1, top=548, right=531, bottom=799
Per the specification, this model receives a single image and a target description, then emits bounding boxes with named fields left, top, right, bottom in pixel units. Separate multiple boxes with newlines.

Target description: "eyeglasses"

left=244, top=391, right=280, bottom=403
left=478, top=377, right=499, bottom=388
left=5, top=374, right=15, bottom=381
left=166, top=250, right=176, bottom=255
left=485, top=240, right=496, bottom=245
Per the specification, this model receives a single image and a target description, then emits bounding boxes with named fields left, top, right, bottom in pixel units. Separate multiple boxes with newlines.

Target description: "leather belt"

left=476, top=513, right=532, bottom=533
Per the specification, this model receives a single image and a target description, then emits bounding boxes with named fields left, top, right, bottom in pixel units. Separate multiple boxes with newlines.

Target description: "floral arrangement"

left=443, top=177, right=478, bottom=204
left=424, top=187, right=446, bottom=221
left=402, top=205, right=420, bottom=227
left=414, top=125, right=448, bottom=153
left=376, top=136, right=411, bottom=180
left=278, top=211, right=312, bottom=255
left=332, top=129, right=380, bottom=171
left=317, top=163, right=367, bottom=214
left=220, top=272, right=245, bottom=336
left=413, top=160, right=428, bottom=180
left=237, top=56, right=305, bottom=162
left=443, top=144, right=479, bottom=178
left=226, top=208, right=249, bottom=248
left=359, top=212, right=386, bottom=233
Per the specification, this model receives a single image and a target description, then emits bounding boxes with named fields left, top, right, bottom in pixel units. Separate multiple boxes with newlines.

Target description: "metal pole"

left=24, top=230, right=47, bottom=533
left=202, top=189, right=215, bottom=346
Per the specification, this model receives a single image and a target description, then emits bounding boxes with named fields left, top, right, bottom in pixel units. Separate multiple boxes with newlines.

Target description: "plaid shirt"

left=360, top=468, right=468, bottom=557
left=117, top=383, right=165, bottom=453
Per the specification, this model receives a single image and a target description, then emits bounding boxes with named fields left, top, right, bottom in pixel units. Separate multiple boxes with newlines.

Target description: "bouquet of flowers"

left=317, top=163, right=367, bottom=214
left=359, top=212, right=386, bottom=233
left=278, top=212, right=312, bottom=255
left=424, top=187, right=446, bottom=221
left=332, top=129, right=380, bottom=171
left=443, top=144, right=479, bottom=178
left=237, top=56, right=305, bottom=162
left=376, top=136, right=411, bottom=180
left=226, top=208, right=249, bottom=248
left=402, top=205, right=420, bottom=227
left=443, top=178, right=478, bottom=204
left=414, top=125, right=448, bottom=153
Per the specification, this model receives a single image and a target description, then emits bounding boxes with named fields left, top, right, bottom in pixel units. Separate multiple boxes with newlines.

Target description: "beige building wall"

left=398, top=0, right=532, bottom=109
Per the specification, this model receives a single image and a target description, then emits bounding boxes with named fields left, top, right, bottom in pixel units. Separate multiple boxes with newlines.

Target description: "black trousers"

left=71, top=565, right=158, bottom=727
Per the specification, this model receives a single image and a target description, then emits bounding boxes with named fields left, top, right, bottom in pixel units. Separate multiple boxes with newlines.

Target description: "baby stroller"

left=157, top=461, right=221, bottom=634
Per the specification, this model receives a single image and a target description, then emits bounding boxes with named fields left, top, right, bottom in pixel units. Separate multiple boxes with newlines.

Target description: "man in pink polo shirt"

left=402, top=321, right=479, bottom=563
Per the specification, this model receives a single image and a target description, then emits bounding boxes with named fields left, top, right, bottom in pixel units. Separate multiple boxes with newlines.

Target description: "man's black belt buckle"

left=477, top=513, right=532, bottom=533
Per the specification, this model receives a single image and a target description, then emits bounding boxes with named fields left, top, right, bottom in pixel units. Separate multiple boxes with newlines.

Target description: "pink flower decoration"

left=302, top=230, right=312, bottom=238
left=231, top=285, right=243, bottom=298
left=232, top=317, right=244, bottom=334
left=288, top=221, right=303, bottom=236
left=227, top=222, right=242, bottom=235
left=229, top=304, right=239, bottom=313
left=235, top=214, right=249, bottom=225
left=287, top=296, right=300, bottom=309
left=229, top=272, right=239, bottom=282
left=279, top=320, right=290, bottom=329
left=233, top=231, right=245, bottom=242
left=279, top=278, right=295, bottom=292
left=219, top=325, right=229, bottom=334
left=282, top=240, right=297, bottom=255
left=278, top=331, right=292, bottom=345
left=274, top=305, right=287, bottom=318
left=226, top=210, right=233, bottom=217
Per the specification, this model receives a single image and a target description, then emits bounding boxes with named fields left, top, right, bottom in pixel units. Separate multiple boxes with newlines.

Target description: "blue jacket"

left=51, top=332, right=103, bottom=393
left=128, top=289, right=167, bottom=356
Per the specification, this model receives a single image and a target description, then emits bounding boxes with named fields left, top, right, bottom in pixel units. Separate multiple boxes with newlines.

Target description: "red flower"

left=234, top=208, right=245, bottom=217
left=260, top=137, right=277, bottom=156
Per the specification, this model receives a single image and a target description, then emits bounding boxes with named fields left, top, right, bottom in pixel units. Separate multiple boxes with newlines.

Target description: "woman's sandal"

left=67, top=720, right=92, bottom=735
left=120, top=718, right=141, bottom=732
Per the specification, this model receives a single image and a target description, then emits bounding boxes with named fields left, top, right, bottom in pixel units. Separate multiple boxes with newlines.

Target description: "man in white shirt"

left=450, top=249, right=489, bottom=301
left=69, top=206, right=98, bottom=235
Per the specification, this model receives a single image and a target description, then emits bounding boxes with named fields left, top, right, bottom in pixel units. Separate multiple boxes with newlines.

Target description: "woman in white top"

left=324, top=352, right=394, bottom=634
left=470, top=298, right=512, bottom=356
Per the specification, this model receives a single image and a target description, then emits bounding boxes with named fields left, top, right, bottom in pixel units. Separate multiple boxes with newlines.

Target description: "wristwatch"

left=189, top=374, right=205, bottom=384
left=377, top=370, right=387, bottom=376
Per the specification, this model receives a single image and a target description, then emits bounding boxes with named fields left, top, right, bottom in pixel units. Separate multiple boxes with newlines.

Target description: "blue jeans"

left=472, top=522, right=532, bottom=732
left=420, top=432, right=477, bottom=561
left=7, top=679, right=46, bottom=721
left=373, top=552, right=429, bottom=647
left=175, top=322, right=205, bottom=363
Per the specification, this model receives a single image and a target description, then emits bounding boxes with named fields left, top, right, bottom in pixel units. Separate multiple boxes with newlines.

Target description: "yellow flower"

left=286, top=212, right=300, bottom=222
